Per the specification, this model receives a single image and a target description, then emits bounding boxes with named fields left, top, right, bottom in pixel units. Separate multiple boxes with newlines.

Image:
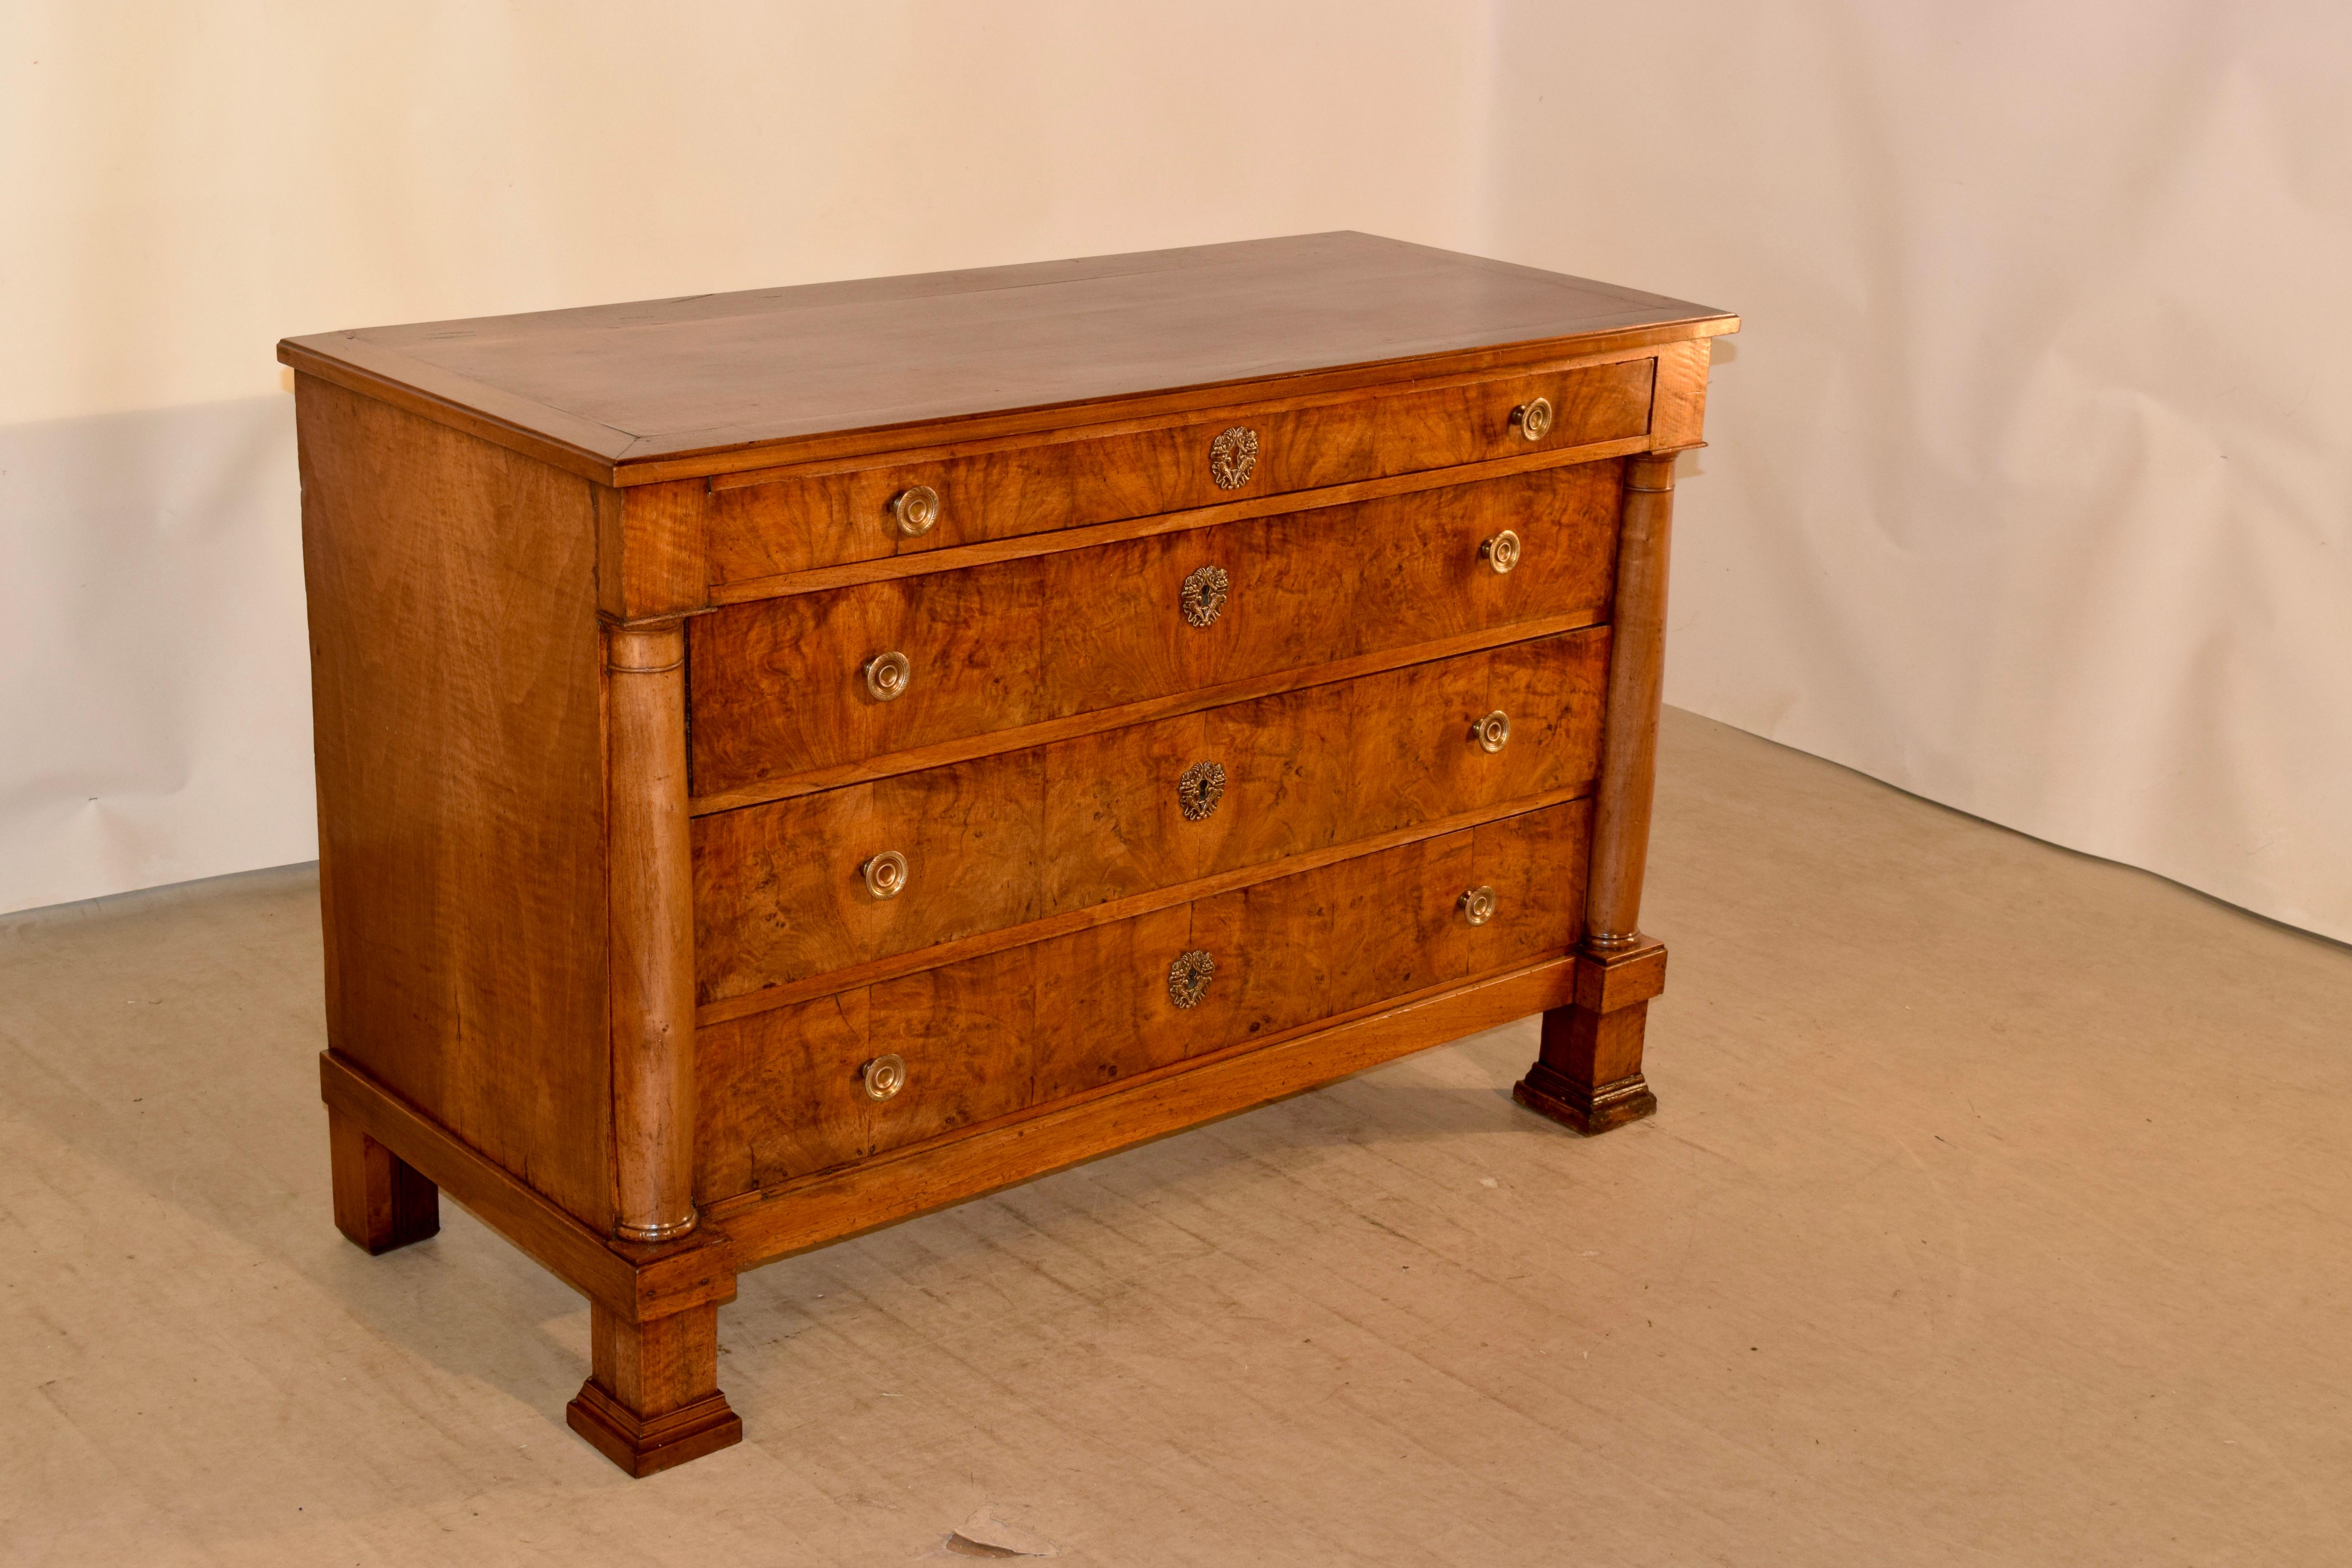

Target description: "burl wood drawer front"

left=689, top=461, right=1622, bottom=801
left=703, top=357, right=1655, bottom=584
left=692, top=630, right=1607, bottom=1003
left=693, top=798, right=1592, bottom=1201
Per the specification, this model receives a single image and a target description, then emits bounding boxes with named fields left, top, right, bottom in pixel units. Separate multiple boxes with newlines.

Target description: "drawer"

left=693, top=798, right=1592, bottom=1200
left=703, top=356, right=1656, bottom=584
left=692, top=630, right=1607, bottom=1004
left=690, top=460, right=1623, bottom=801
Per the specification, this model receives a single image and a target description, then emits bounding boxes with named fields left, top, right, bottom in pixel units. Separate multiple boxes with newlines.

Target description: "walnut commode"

left=283, top=233, right=1735, bottom=1475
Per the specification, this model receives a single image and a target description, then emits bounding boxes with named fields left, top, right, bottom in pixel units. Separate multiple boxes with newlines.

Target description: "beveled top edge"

left=279, top=232, right=1736, bottom=485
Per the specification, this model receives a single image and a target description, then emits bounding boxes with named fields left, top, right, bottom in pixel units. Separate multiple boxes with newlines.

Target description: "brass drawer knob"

left=891, top=484, right=941, bottom=536
left=861, top=850, right=910, bottom=900
left=861, top=1053, right=908, bottom=1101
left=863, top=650, right=913, bottom=702
left=1208, top=426, right=1259, bottom=489
left=1458, top=886, right=1498, bottom=926
left=1473, top=710, right=1511, bottom=753
left=1177, top=760, right=1226, bottom=821
left=1479, top=529, right=1522, bottom=574
left=1167, top=948, right=1216, bottom=1009
left=1511, top=396, right=1554, bottom=441
left=1180, top=564, right=1230, bottom=628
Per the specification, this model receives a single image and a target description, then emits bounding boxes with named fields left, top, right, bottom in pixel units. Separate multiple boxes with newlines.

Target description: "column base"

left=567, top=1382, right=742, bottom=1477
left=1513, top=1062, right=1658, bottom=1135
left=1512, top=936, right=1667, bottom=1137
left=569, top=1298, right=740, bottom=1476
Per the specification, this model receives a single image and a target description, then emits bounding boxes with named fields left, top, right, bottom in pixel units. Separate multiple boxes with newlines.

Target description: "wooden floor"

left=5, top=709, right=2347, bottom=1566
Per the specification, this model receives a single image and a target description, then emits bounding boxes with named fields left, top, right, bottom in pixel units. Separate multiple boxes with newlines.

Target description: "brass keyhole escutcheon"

left=864, top=650, right=912, bottom=702
left=1180, top=564, right=1230, bottom=628
left=861, top=1053, right=908, bottom=1101
left=1473, top=710, right=1511, bottom=753
left=1167, top=948, right=1216, bottom=1009
left=1208, top=426, right=1259, bottom=490
left=862, top=850, right=910, bottom=900
left=1176, top=760, right=1226, bottom=822
left=1480, top=529, right=1522, bottom=574
left=1512, top=396, right=1554, bottom=441
left=891, top=484, right=941, bottom=536
left=1458, top=886, right=1498, bottom=926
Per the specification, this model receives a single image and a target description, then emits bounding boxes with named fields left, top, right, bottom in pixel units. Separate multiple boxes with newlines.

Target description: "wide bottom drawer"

left=693, top=797, right=1591, bottom=1204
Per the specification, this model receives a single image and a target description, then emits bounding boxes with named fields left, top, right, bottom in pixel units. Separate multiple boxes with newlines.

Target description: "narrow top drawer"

left=703, top=356, right=1656, bottom=587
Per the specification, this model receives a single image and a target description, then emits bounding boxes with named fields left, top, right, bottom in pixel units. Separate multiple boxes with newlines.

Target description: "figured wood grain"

left=278, top=232, right=1735, bottom=484
left=1041, top=462, right=1620, bottom=717
left=703, top=434, right=1654, bottom=610
left=703, top=356, right=1651, bottom=580
left=1044, top=631, right=1604, bottom=908
left=693, top=752, right=1047, bottom=995
left=689, top=462, right=1622, bottom=798
left=689, top=953, right=1049, bottom=1204
left=695, top=799, right=1590, bottom=1202
left=691, top=634, right=1605, bottom=1003
left=1189, top=828, right=1477, bottom=1041
left=689, top=991, right=872, bottom=1203
left=691, top=561, right=1047, bottom=796
left=1474, top=805, right=1597, bottom=965
left=1179, top=798, right=1592, bottom=1040
left=1026, top=906, right=1204, bottom=1101
left=692, top=784, right=1591, bottom=1029
left=703, top=951, right=1582, bottom=1270
left=867, top=949, right=1043, bottom=1152
left=689, top=612, right=1606, bottom=815
left=708, top=341, right=1668, bottom=493
left=295, top=372, right=615, bottom=1230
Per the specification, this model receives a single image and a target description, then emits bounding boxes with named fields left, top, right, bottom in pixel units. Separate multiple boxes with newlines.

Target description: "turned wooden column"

left=606, top=620, right=698, bottom=1242
left=1515, top=450, right=1677, bottom=1134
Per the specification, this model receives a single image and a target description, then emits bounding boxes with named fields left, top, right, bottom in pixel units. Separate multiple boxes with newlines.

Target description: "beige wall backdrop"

left=5, top=1, right=2347, bottom=941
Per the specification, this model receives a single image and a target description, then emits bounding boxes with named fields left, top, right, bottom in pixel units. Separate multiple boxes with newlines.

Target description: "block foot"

left=1513, top=1062, right=1658, bottom=1135
left=328, top=1104, right=440, bottom=1253
left=1513, top=937, right=1667, bottom=1137
left=570, top=1298, right=740, bottom=1476
left=566, top=1382, right=742, bottom=1477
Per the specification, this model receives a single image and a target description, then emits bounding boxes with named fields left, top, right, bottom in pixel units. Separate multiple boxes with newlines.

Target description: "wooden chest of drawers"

left=282, top=233, right=1734, bottom=1475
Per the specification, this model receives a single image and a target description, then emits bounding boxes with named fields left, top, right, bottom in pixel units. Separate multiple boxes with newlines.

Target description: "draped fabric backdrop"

left=6, top=2, right=2347, bottom=942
